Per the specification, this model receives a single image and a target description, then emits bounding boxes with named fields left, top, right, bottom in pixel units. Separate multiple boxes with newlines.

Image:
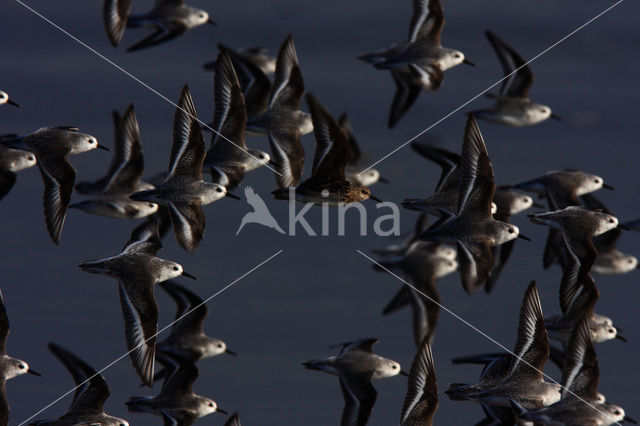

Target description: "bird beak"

left=550, top=113, right=562, bottom=121
left=399, top=370, right=409, bottom=377
left=369, top=195, right=383, bottom=203
left=7, top=99, right=20, bottom=108
left=225, top=192, right=241, bottom=200
left=27, top=369, right=42, bottom=377
left=518, top=234, right=532, bottom=241
left=532, top=202, right=546, bottom=208
left=616, top=333, right=627, bottom=342
left=207, top=19, right=218, bottom=26
left=618, top=224, right=631, bottom=231
left=602, top=183, right=615, bottom=190
left=624, top=416, right=637, bottom=424
left=378, top=176, right=391, bottom=184
left=463, top=59, right=475, bottom=66
left=181, top=271, right=197, bottom=280
left=225, top=348, right=237, bottom=356
left=217, top=408, right=229, bottom=415
left=96, top=143, right=110, bottom=151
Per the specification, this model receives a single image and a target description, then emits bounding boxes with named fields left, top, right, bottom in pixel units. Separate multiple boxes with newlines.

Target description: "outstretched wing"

left=167, top=85, right=205, bottom=181
left=485, top=30, right=533, bottom=98
left=408, top=0, right=445, bottom=45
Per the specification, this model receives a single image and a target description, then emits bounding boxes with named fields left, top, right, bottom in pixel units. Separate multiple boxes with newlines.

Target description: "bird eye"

left=609, top=218, right=614, bottom=223
left=216, top=188, right=222, bottom=193
left=454, top=53, right=461, bottom=58
left=173, top=266, right=179, bottom=271
left=594, top=178, right=600, bottom=183
left=448, top=261, right=453, bottom=266
left=508, top=228, right=514, bottom=233
left=18, top=364, right=25, bottom=369
left=629, top=259, right=635, bottom=263
left=609, top=328, right=614, bottom=333
left=217, top=343, right=223, bottom=348
left=209, top=402, right=214, bottom=407
left=28, top=156, right=35, bottom=161
left=392, top=365, right=397, bottom=369
left=615, top=410, right=621, bottom=415
left=89, top=139, right=95, bottom=144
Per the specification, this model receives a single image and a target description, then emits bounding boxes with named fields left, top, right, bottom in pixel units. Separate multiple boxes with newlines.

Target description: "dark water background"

left=1, top=0, right=639, bottom=424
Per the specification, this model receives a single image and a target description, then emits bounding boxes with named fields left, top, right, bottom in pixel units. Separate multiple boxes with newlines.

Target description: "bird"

left=374, top=243, right=457, bottom=346
left=203, top=51, right=271, bottom=190
left=580, top=194, right=638, bottom=275
left=272, top=93, right=382, bottom=205
left=359, top=0, right=473, bottom=127
left=448, top=282, right=561, bottom=410
left=131, top=85, right=235, bottom=253
left=78, top=226, right=196, bottom=386
left=516, top=169, right=613, bottom=269
left=528, top=202, right=620, bottom=314
left=0, top=290, right=41, bottom=426
left=70, top=105, right=158, bottom=219
left=103, top=0, right=216, bottom=52
left=417, top=116, right=527, bottom=293
left=0, top=144, right=36, bottom=202
left=303, top=338, right=405, bottom=426
left=28, top=343, right=129, bottom=426
left=545, top=276, right=625, bottom=345
left=511, top=316, right=635, bottom=426
left=485, top=187, right=537, bottom=292
left=245, top=35, right=310, bottom=189
left=0, top=91, right=19, bottom=108
left=236, top=186, right=285, bottom=235
left=400, top=339, right=438, bottom=426
left=470, top=30, right=560, bottom=126
left=156, top=281, right=235, bottom=370
left=402, top=142, right=498, bottom=219
left=127, top=350, right=226, bottom=424
left=339, top=113, right=387, bottom=187
left=0, top=127, right=108, bottom=244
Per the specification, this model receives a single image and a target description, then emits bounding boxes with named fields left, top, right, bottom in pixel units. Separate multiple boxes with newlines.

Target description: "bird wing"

left=408, top=0, right=444, bottom=46
left=388, top=69, right=421, bottom=129
left=159, top=281, right=208, bottom=333
left=410, top=142, right=460, bottom=193
left=268, top=128, right=304, bottom=189
left=168, top=201, right=205, bottom=254
left=401, top=338, right=438, bottom=425
left=339, top=375, right=377, bottom=426
left=36, top=149, right=76, bottom=244
left=47, top=343, right=110, bottom=412
left=508, top=281, right=548, bottom=380
left=157, top=351, right=199, bottom=396
left=219, top=44, right=271, bottom=118
left=104, top=105, right=145, bottom=195
left=457, top=116, right=494, bottom=218
left=0, top=168, right=17, bottom=202
left=457, top=240, right=493, bottom=294
left=561, top=316, right=600, bottom=401
left=166, top=85, right=205, bottom=182
left=485, top=30, right=533, bottom=98
left=0, top=291, right=9, bottom=355
left=118, top=281, right=158, bottom=386
left=305, top=93, right=351, bottom=186
left=269, top=35, right=305, bottom=110
left=206, top=52, right=248, bottom=164
left=103, top=0, right=132, bottom=47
